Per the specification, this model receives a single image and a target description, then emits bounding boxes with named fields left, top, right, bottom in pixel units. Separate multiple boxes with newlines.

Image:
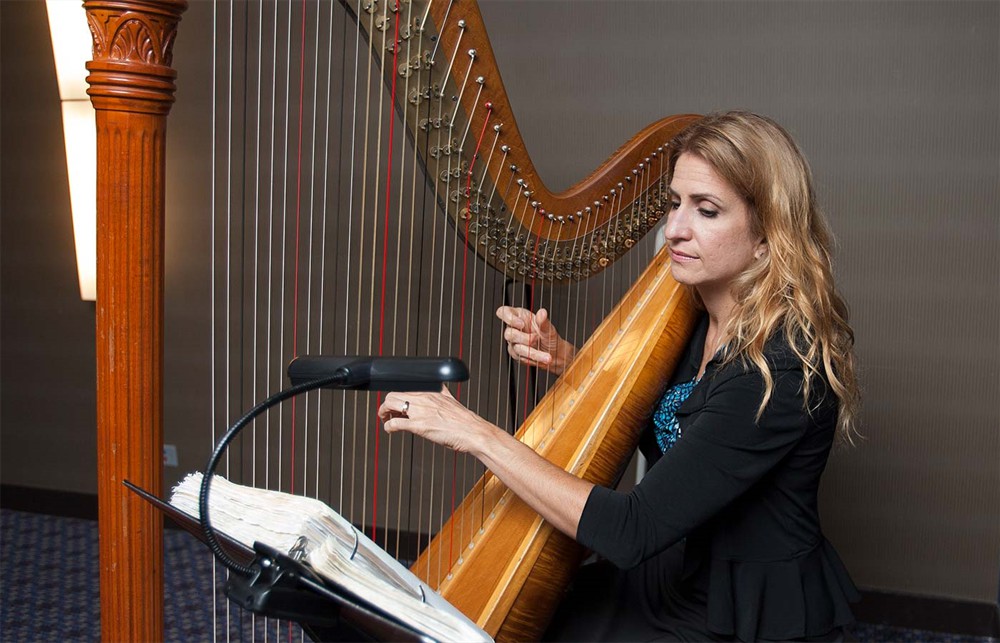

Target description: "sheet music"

left=170, top=473, right=492, bottom=642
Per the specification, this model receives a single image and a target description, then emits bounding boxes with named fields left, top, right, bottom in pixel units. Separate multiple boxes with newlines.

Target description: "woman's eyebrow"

left=666, top=186, right=723, bottom=203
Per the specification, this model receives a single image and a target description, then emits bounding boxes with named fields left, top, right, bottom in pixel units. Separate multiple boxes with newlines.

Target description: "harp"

left=87, top=0, right=699, bottom=640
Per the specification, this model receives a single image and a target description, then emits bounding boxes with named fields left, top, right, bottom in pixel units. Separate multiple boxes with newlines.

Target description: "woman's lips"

left=669, top=248, right=698, bottom=262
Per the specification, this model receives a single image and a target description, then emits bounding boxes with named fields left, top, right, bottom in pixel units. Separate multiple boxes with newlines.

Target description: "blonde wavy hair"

left=667, top=111, right=860, bottom=442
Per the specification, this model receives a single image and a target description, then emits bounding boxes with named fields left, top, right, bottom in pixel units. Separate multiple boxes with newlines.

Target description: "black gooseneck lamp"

left=197, top=356, right=469, bottom=577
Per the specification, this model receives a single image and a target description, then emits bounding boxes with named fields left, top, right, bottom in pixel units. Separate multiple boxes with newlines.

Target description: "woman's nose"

left=664, top=207, right=690, bottom=242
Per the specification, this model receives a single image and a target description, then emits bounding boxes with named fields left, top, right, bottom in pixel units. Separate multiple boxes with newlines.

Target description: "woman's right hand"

left=495, top=306, right=576, bottom=375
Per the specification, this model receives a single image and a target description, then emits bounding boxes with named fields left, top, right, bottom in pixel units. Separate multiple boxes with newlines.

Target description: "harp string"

left=313, top=0, right=339, bottom=502
left=426, top=13, right=462, bottom=572
left=350, top=0, right=374, bottom=531
left=250, top=0, right=261, bottom=494
left=301, top=0, right=315, bottom=503
left=386, top=0, right=418, bottom=558
left=390, top=0, right=414, bottom=558
left=291, top=2, right=312, bottom=638
left=428, top=13, right=465, bottom=585
left=451, top=97, right=494, bottom=567
left=262, top=0, right=278, bottom=497
left=287, top=0, right=306, bottom=501
left=371, top=0, right=407, bottom=541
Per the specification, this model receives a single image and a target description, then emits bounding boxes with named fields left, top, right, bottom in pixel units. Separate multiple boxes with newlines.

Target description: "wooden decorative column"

left=84, top=1, right=186, bottom=640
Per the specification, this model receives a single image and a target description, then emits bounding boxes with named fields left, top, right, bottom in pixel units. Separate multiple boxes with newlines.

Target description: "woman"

left=378, top=111, right=861, bottom=642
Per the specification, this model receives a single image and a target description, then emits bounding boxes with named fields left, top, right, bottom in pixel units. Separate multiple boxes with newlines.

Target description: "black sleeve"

left=576, top=367, right=810, bottom=569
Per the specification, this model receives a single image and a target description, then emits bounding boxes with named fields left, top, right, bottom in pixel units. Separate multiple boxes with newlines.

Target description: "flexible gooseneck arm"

left=198, top=372, right=349, bottom=576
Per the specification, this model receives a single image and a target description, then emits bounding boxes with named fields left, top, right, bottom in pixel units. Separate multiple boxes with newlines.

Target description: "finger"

left=383, top=416, right=410, bottom=434
left=378, top=393, right=411, bottom=421
left=508, top=344, right=539, bottom=365
left=376, top=396, right=395, bottom=421
left=496, top=306, right=528, bottom=329
left=379, top=406, right=405, bottom=423
left=522, top=344, right=553, bottom=364
left=513, top=342, right=552, bottom=365
left=495, top=306, right=519, bottom=327
left=534, top=307, right=555, bottom=335
left=504, top=327, right=536, bottom=346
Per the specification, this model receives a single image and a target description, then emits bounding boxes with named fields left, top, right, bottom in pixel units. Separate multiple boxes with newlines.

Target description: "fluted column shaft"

left=84, top=1, right=186, bottom=640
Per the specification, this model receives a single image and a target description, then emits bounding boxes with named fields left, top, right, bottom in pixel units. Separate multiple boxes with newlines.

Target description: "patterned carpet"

left=1, top=509, right=302, bottom=641
left=0, top=508, right=994, bottom=642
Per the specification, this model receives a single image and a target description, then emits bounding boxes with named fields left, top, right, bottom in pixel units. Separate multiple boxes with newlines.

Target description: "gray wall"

left=2, top=0, right=998, bottom=605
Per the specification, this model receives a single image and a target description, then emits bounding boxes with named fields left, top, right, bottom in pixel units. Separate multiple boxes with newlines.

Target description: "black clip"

left=224, top=541, right=342, bottom=629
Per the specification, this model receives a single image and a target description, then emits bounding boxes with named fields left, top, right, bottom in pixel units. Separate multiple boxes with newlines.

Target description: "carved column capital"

left=85, top=0, right=187, bottom=114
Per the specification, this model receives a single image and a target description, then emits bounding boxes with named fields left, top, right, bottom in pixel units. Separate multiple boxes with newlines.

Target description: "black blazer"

left=577, top=316, right=859, bottom=641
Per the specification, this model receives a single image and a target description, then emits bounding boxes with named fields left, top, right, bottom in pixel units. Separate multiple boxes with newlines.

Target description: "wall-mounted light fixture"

left=46, top=0, right=96, bottom=301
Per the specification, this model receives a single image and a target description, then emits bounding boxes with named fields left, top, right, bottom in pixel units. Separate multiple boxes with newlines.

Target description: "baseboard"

left=0, top=484, right=98, bottom=520
left=855, top=588, right=1000, bottom=638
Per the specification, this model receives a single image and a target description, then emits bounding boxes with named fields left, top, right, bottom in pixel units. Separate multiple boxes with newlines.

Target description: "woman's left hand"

left=378, top=388, right=495, bottom=455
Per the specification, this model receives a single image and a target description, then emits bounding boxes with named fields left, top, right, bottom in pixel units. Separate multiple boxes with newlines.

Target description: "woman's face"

left=663, top=153, right=765, bottom=299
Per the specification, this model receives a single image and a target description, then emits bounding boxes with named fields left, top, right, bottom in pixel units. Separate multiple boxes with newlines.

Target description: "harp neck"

left=345, top=0, right=698, bottom=281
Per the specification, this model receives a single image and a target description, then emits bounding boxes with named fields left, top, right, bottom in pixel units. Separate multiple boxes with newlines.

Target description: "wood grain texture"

left=86, top=1, right=186, bottom=640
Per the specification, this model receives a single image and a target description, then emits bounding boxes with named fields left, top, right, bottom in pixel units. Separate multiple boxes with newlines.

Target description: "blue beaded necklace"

left=651, top=377, right=700, bottom=454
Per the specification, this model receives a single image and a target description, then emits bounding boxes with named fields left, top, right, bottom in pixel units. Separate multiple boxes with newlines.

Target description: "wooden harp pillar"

left=84, top=1, right=186, bottom=640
